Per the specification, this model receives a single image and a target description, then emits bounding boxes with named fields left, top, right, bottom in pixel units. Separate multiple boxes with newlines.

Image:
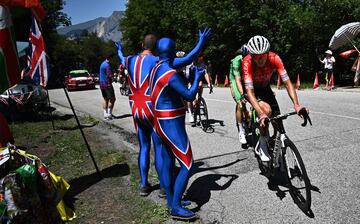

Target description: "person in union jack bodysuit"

left=115, top=28, right=212, bottom=200
left=149, top=37, right=208, bottom=220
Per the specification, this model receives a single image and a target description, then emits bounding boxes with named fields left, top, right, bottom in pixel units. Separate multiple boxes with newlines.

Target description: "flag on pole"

left=313, top=72, right=319, bottom=90
left=0, top=5, right=21, bottom=93
left=27, top=16, right=50, bottom=87
left=296, top=73, right=301, bottom=90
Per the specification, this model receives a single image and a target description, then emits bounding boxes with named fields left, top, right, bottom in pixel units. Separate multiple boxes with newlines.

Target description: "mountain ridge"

left=57, top=11, right=124, bottom=42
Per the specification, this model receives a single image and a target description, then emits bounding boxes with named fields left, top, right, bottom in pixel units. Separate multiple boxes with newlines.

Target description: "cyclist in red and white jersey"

left=242, top=35, right=306, bottom=161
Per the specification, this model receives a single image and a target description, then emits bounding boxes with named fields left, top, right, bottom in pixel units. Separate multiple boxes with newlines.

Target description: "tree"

left=119, top=0, right=360, bottom=83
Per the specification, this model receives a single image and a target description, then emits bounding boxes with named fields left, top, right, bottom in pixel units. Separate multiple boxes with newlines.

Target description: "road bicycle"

left=119, top=75, right=129, bottom=96
left=251, top=108, right=313, bottom=211
left=192, top=85, right=213, bottom=132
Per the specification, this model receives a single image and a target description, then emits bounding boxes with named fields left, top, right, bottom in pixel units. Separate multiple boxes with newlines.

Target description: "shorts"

left=254, top=85, right=280, bottom=116
left=101, top=87, right=115, bottom=100
left=230, top=81, right=243, bottom=103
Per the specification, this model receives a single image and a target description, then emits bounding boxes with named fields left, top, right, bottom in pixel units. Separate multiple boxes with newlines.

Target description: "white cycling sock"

left=188, top=107, right=192, bottom=114
left=108, top=108, right=113, bottom=115
left=104, top=109, right=108, bottom=117
left=238, top=122, right=245, bottom=135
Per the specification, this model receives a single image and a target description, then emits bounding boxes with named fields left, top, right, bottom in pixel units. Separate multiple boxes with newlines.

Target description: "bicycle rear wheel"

left=283, top=139, right=311, bottom=211
left=198, top=97, right=209, bottom=131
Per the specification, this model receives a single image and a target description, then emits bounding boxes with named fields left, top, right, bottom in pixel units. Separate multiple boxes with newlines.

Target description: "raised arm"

left=115, top=42, right=126, bottom=67
left=172, top=28, right=213, bottom=68
left=169, top=66, right=205, bottom=101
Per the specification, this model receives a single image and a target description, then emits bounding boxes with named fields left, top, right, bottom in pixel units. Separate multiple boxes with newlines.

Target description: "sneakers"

left=158, top=188, right=166, bottom=198
left=140, top=185, right=152, bottom=197
left=255, top=137, right=270, bottom=162
left=104, top=114, right=113, bottom=120
left=239, top=132, right=247, bottom=144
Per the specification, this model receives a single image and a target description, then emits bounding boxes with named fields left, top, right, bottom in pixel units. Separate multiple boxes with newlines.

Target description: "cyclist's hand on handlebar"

left=240, top=95, right=247, bottom=104
left=259, top=113, right=269, bottom=128
left=297, top=107, right=312, bottom=127
left=208, top=84, right=213, bottom=94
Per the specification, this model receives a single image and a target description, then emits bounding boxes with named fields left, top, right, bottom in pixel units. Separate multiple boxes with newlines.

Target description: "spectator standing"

left=99, top=54, right=116, bottom=120
left=319, top=50, right=336, bottom=88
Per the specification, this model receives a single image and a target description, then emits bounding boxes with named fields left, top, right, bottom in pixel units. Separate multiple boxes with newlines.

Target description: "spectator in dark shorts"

left=99, top=54, right=116, bottom=120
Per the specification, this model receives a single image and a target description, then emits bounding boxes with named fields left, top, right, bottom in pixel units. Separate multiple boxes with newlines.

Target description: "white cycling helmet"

left=247, top=35, right=270, bottom=55
left=176, top=51, right=185, bottom=57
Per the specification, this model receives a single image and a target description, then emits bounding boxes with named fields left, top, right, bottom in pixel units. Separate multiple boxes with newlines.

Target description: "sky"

left=62, top=0, right=127, bottom=25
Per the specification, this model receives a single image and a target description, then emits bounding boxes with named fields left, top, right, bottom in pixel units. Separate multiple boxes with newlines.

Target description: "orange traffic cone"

left=224, top=75, right=229, bottom=87
left=277, top=74, right=281, bottom=89
left=329, top=72, right=335, bottom=90
left=313, top=72, right=319, bottom=90
left=215, top=74, right=219, bottom=87
left=296, top=73, right=301, bottom=90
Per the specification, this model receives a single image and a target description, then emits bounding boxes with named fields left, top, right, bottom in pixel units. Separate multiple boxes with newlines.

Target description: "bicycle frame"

left=251, top=110, right=310, bottom=170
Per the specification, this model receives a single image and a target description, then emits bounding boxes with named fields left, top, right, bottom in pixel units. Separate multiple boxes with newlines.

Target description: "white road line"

left=207, top=98, right=360, bottom=121
left=311, top=111, right=360, bottom=121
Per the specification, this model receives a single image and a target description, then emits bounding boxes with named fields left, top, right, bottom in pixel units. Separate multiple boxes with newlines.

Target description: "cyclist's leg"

left=231, top=82, right=246, bottom=137
left=187, top=101, right=194, bottom=123
left=196, top=81, right=204, bottom=105
left=192, top=83, right=203, bottom=126
left=254, top=87, right=273, bottom=161
left=260, top=86, right=282, bottom=133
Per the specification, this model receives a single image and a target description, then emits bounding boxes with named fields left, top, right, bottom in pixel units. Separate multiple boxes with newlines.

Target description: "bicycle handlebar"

left=270, top=108, right=312, bottom=127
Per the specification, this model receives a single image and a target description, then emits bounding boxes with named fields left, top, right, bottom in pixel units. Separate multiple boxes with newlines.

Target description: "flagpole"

left=62, top=86, right=102, bottom=179
left=45, top=89, right=55, bottom=130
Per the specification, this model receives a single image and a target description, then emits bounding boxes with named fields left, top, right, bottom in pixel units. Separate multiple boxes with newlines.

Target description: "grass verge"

left=9, top=113, right=168, bottom=224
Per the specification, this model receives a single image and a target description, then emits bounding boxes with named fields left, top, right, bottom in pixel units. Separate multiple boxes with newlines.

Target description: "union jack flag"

left=27, top=16, right=50, bottom=87
left=150, top=63, right=193, bottom=170
left=126, top=55, right=154, bottom=130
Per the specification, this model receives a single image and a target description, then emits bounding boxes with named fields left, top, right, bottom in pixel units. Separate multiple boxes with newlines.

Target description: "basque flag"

left=0, top=6, right=21, bottom=93
left=27, top=16, right=50, bottom=87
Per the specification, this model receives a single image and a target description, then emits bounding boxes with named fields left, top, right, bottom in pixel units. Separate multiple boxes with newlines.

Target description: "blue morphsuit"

left=117, top=28, right=212, bottom=70
left=115, top=28, right=212, bottom=202
left=149, top=35, right=210, bottom=220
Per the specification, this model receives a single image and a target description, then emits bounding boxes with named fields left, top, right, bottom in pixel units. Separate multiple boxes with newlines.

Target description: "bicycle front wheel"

left=198, top=97, right=209, bottom=131
left=283, top=139, right=311, bottom=211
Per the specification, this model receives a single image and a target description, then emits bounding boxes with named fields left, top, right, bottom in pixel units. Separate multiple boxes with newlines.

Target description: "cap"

left=325, top=50, right=333, bottom=55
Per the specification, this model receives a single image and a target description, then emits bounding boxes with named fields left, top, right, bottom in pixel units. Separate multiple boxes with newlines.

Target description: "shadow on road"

left=208, top=119, right=224, bottom=127
left=64, top=163, right=130, bottom=209
left=264, top=168, right=320, bottom=218
left=112, top=114, right=132, bottom=120
left=183, top=158, right=244, bottom=212
left=185, top=174, right=238, bottom=212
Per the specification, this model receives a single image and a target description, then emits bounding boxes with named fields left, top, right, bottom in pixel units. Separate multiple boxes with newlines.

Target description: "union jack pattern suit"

left=150, top=59, right=203, bottom=211
left=125, top=54, right=164, bottom=188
